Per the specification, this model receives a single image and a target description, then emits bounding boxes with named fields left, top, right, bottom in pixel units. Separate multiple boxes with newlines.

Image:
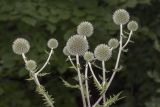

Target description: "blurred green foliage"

left=0, top=0, right=160, bottom=107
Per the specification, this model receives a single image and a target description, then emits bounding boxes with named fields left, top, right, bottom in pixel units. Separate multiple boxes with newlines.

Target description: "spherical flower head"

left=113, top=9, right=130, bottom=25
left=77, top=21, right=94, bottom=37
left=12, top=38, right=30, bottom=55
left=47, top=38, right=58, bottom=49
left=108, top=38, right=119, bottom=49
left=94, top=44, right=112, bottom=61
left=127, top=21, right=138, bottom=31
left=25, top=60, right=37, bottom=71
left=66, top=35, right=89, bottom=56
left=63, top=46, right=70, bottom=56
left=84, top=51, right=94, bottom=62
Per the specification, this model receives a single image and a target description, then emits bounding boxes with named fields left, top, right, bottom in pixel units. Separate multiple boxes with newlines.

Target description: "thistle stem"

left=68, top=56, right=77, bottom=71
left=85, top=64, right=91, bottom=107
left=76, top=55, right=87, bottom=107
left=92, top=24, right=123, bottom=107
left=22, top=54, right=54, bottom=107
left=122, top=31, right=133, bottom=49
left=102, top=61, right=106, bottom=106
left=88, top=62, right=101, bottom=88
left=36, top=49, right=53, bottom=75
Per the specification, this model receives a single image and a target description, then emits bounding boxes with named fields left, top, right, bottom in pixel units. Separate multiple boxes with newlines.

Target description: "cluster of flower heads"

left=64, top=9, right=138, bottom=63
left=63, top=21, right=119, bottom=62
left=113, top=9, right=138, bottom=31
left=12, top=37, right=58, bottom=71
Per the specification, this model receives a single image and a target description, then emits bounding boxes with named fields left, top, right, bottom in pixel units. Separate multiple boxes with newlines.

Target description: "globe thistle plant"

left=12, top=38, right=30, bottom=55
left=12, top=37, right=58, bottom=107
left=63, top=8, right=139, bottom=107
left=77, top=21, right=94, bottom=37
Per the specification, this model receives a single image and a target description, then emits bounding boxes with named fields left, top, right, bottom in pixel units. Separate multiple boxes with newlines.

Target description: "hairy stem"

left=68, top=56, right=77, bottom=71
left=92, top=24, right=123, bottom=107
left=88, top=62, right=101, bottom=88
left=85, top=64, right=91, bottom=107
left=36, top=49, right=53, bottom=75
left=122, top=31, right=133, bottom=49
left=102, top=61, right=106, bottom=106
left=22, top=54, right=54, bottom=107
left=76, top=55, right=87, bottom=107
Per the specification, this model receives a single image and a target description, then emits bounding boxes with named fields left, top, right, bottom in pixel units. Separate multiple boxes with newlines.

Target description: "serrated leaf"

left=104, top=92, right=124, bottom=107
left=38, top=73, right=50, bottom=77
left=61, top=78, right=79, bottom=89
left=93, top=78, right=102, bottom=92
left=36, top=85, right=54, bottom=107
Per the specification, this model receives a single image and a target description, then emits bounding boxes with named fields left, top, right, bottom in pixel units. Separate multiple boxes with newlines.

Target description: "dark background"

left=0, top=0, right=160, bottom=107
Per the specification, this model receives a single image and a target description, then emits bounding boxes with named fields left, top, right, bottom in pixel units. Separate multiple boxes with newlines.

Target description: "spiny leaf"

left=93, top=78, right=102, bottom=92
left=36, top=85, right=54, bottom=107
left=100, top=81, right=108, bottom=95
left=38, top=73, right=50, bottom=77
left=104, top=92, right=124, bottom=107
left=61, top=78, right=79, bottom=89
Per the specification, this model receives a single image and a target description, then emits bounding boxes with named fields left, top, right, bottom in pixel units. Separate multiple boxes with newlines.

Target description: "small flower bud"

left=108, top=38, right=119, bottom=49
left=47, top=38, right=58, bottom=49
left=25, top=60, right=37, bottom=71
left=127, top=21, right=138, bottom=31
left=84, top=51, right=94, bottom=62
left=63, top=46, right=70, bottom=56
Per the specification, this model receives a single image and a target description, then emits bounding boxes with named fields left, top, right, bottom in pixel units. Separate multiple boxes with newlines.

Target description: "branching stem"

left=92, top=24, right=124, bottom=107
left=21, top=54, right=54, bottom=107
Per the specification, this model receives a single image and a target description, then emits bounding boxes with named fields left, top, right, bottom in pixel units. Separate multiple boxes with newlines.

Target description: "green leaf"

left=21, top=16, right=37, bottom=26
left=61, top=78, right=79, bottom=89
left=104, top=92, right=124, bottom=107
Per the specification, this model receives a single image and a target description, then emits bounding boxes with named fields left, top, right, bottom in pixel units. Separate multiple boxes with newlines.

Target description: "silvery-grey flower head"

left=127, top=21, right=138, bottom=31
left=25, top=60, right=37, bottom=71
left=94, top=44, right=112, bottom=61
left=47, top=38, right=58, bottom=49
left=12, top=38, right=30, bottom=55
left=66, top=35, right=89, bottom=56
left=113, top=9, right=130, bottom=25
left=108, top=38, right=119, bottom=49
left=63, top=46, right=70, bottom=56
left=77, top=21, right=94, bottom=37
left=84, top=51, right=94, bottom=62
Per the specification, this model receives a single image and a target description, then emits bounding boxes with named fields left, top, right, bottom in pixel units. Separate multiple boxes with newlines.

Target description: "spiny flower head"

left=12, top=38, right=30, bottom=55
left=108, top=38, right=119, bottom=49
left=94, top=44, right=112, bottom=61
left=63, top=46, right=70, bottom=56
left=66, top=35, right=89, bottom=56
left=77, top=21, right=94, bottom=37
left=25, top=60, right=37, bottom=71
left=113, top=9, right=130, bottom=25
left=47, top=38, right=58, bottom=49
left=127, top=21, right=138, bottom=31
left=84, top=51, right=94, bottom=62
